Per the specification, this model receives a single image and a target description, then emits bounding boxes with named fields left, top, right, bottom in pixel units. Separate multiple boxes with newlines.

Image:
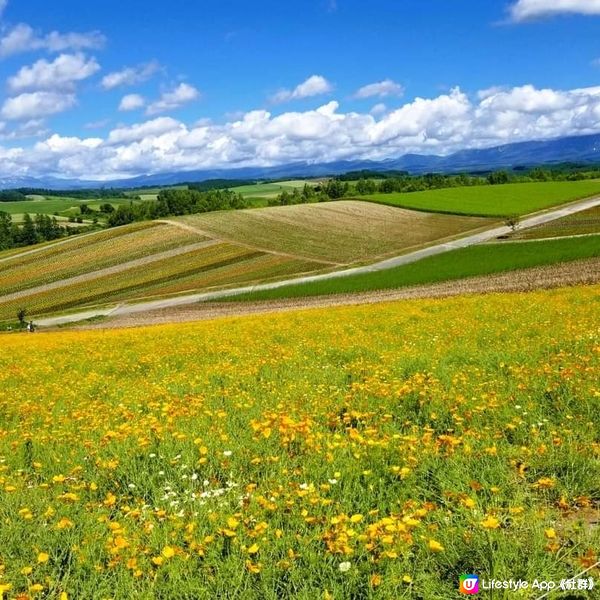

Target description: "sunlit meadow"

left=0, top=286, right=598, bottom=599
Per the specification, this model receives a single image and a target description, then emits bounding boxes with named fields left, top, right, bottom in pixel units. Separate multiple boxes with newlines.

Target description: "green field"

left=230, top=180, right=314, bottom=199
left=229, top=235, right=600, bottom=302
left=362, top=181, right=600, bottom=217
left=0, top=196, right=135, bottom=220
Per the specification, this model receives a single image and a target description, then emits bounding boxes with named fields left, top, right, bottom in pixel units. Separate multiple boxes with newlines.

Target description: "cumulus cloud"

left=146, top=83, right=200, bottom=115
left=354, top=79, right=404, bottom=99
left=509, top=0, right=600, bottom=21
left=2, top=83, right=600, bottom=180
left=270, top=75, right=333, bottom=103
left=1, top=91, right=76, bottom=120
left=101, top=61, right=160, bottom=90
left=0, top=23, right=105, bottom=58
left=119, top=94, right=145, bottom=111
left=8, top=53, right=100, bottom=92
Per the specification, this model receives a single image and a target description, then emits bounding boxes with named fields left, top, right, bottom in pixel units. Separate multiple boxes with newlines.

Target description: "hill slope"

left=0, top=201, right=491, bottom=322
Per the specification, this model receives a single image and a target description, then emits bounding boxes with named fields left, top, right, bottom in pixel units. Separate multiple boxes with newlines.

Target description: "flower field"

left=0, top=223, right=204, bottom=295
left=0, top=285, right=599, bottom=599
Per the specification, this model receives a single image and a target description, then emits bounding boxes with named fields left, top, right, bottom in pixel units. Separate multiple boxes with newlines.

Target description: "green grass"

left=231, top=180, right=314, bottom=198
left=0, top=196, right=137, bottom=219
left=362, top=181, right=600, bottom=217
left=229, top=235, right=600, bottom=302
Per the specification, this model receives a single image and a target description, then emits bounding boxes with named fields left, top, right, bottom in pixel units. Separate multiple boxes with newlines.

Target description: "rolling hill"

left=0, top=201, right=492, bottom=322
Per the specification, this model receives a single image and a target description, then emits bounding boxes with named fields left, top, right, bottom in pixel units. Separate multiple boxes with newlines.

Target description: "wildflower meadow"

left=0, top=285, right=598, bottom=599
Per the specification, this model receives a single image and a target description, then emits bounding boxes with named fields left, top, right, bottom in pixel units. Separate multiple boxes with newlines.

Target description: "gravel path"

left=71, top=257, right=600, bottom=330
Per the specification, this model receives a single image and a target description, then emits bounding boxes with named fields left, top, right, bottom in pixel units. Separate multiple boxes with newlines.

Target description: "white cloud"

left=101, top=61, right=160, bottom=90
left=107, top=117, right=184, bottom=144
left=354, top=79, right=404, bottom=99
left=1, top=91, right=76, bottom=120
left=370, top=103, right=387, bottom=115
left=8, top=53, right=100, bottom=92
left=2, top=83, right=600, bottom=180
left=146, top=83, right=200, bottom=115
left=0, top=23, right=105, bottom=58
left=0, top=119, right=49, bottom=141
left=510, top=0, right=600, bottom=21
left=119, top=94, right=146, bottom=111
left=270, top=75, right=333, bottom=103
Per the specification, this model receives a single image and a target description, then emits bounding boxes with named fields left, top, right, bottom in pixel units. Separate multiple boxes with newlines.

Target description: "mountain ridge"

left=1, top=133, right=599, bottom=190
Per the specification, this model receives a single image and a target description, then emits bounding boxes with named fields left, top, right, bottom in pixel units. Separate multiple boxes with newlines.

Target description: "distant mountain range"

left=2, top=133, right=600, bottom=190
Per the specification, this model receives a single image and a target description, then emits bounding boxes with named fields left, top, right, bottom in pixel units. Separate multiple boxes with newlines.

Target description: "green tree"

left=20, top=213, right=38, bottom=245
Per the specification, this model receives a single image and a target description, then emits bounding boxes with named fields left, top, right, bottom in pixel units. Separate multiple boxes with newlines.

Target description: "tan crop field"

left=177, top=201, right=493, bottom=264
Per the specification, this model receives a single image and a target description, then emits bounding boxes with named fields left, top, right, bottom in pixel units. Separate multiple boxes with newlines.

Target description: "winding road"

left=32, top=194, right=600, bottom=327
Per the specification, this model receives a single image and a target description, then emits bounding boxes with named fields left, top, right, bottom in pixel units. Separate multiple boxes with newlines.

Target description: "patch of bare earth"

left=74, top=257, right=600, bottom=330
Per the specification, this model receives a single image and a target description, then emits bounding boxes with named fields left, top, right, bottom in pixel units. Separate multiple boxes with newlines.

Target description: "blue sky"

left=0, top=0, right=599, bottom=180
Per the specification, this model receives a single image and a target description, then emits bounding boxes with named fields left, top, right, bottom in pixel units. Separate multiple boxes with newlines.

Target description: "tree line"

left=0, top=212, right=84, bottom=250
left=106, top=188, right=248, bottom=226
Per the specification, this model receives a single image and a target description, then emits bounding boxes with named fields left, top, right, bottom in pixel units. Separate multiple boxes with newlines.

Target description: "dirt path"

left=0, top=239, right=221, bottom=304
left=158, top=219, right=343, bottom=266
left=71, top=257, right=600, bottom=330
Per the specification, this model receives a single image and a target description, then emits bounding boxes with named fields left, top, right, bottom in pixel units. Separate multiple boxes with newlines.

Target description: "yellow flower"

left=30, top=583, right=44, bottom=593
left=21, top=566, right=33, bottom=575
left=481, top=516, right=501, bottom=530
left=350, top=514, right=363, bottom=523
left=0, top=584, right=13, bottom=599
left=161, top=546, right=176, bottom=559
left=370, top=574, right=382, bottom=587
left=151, top=556, right=164, bottom=566
left=544, top=528, right=556, bottom=539
left=57, top=517, right=74, bottom=530
left=245, top=560, right=261, bottom=573
left=37, top=552, right=50, bottom=563
left=402, top=575, right=413, bottom=584
left=247, top=544, right=260, bottom=555
left=428, top=539, right=444, bottom=553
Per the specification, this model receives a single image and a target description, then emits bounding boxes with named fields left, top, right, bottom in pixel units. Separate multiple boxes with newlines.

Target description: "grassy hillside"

left=363, top=180, right=600, bottom=217
left=177, top=201, right=492, bottom=264
left=231, top=235, right=600, bottom=302
left=0, top=285, right=597, bottom=597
